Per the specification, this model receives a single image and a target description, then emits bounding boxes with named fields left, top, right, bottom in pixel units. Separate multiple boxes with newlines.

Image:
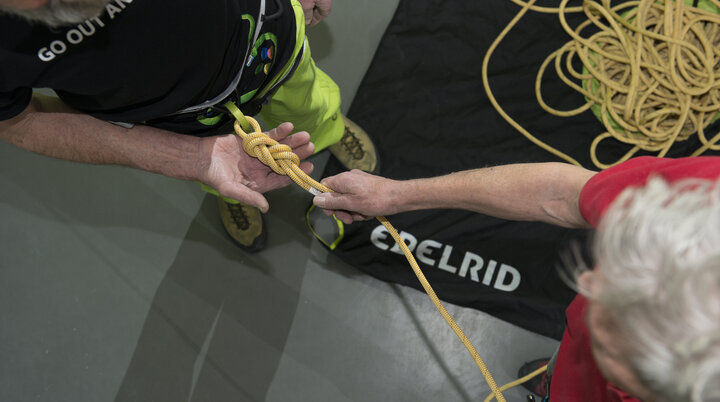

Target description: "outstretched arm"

left=0, top=94, right=314, bottom=213
left=313, top=163, right=596, bottom=228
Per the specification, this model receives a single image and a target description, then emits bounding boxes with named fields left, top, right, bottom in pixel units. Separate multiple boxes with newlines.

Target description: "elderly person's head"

left=577, top=176, right=720, bottom=401
left=0, top=0, right=109, bottom=27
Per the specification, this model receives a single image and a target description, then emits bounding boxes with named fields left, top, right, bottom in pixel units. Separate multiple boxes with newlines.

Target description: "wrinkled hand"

left=200, top=122, right=314, bottom=213
left=313, top=169, right=400, bottom=224
left=297, top=0, right=332, bottom=26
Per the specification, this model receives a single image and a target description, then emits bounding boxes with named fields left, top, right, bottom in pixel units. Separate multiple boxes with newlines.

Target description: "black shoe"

left=217, top=197, right=266, bottom=252
left=328, top=115, right=380, bottom=174
left=518, top=358, right=550, bottom=398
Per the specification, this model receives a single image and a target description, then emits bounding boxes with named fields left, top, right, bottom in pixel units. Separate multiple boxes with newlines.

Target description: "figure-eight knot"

left=234, top=118, right=301, bottom=176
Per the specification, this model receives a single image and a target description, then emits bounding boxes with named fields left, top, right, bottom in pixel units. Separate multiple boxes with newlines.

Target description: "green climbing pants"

left=203, top=0, right=345, bottom=202
left=257, top=0, right=345, bottom=152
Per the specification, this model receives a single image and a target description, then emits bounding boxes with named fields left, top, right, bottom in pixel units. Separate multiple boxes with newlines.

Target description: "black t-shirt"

left=0, top=0, right=296, bottom=133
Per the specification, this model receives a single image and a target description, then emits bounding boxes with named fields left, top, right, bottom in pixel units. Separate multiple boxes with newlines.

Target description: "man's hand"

left=297, top=0, right=332, bottom=26
left=200, top=122, right=315, bottom=213
left=0, top=97, right=316, bottom=215
left=313, top=169, right=400, bottom=224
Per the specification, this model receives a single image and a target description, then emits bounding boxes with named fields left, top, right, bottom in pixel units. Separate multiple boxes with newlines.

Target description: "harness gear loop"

left=305, top=204, right=345, bottom=250
left=225, top=101, right=507, bottom=401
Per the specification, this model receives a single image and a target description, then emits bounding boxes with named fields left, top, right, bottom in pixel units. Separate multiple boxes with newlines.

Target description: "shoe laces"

left=228, top=203, right=250, bottom=230
left=339, top=126, right=365, bottom=160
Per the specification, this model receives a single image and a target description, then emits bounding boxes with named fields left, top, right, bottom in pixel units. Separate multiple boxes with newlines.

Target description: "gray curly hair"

left=0, top=0, right=111, bottom=27
left=590, top=175, right=720, bottom=402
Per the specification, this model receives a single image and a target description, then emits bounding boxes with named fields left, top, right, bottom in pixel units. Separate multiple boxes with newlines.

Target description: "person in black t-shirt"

left=0, top=0, right=378, bottom=251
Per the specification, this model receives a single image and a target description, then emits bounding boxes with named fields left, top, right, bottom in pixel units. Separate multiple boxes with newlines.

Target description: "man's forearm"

left=398, top=163, right=596, bottom=228
left=0, top=95, right=206, bottom=182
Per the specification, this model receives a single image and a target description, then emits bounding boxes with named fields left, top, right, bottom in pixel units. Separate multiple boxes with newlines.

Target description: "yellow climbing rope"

left=223, top=101, right=507, bottom=401
left=484, top=363, right=548, bottom=402
left=487, top=0, right=720, bottom=169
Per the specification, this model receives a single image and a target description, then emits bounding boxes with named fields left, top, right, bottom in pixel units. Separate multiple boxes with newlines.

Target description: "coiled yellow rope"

left=487, top=0, right=720, bottom=169
left=224, top=101, right=507, bottom=401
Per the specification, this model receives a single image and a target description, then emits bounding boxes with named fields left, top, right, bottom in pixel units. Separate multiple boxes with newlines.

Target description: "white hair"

left=0, top=0, right=111, bottom=27
left=590, top=175, right=720, bottom=402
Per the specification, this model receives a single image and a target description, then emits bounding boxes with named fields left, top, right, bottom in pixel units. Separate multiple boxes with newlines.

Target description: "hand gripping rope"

left=222, top=101, right=536, bottom=401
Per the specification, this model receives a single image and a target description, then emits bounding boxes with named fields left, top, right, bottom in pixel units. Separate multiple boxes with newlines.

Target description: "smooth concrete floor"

left=0, top=2, right=560, bottom=401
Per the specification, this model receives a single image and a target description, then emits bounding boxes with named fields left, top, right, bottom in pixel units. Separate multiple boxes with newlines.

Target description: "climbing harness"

left=169, top=0, right=301, bottom=125
left=222, top=100, right=513, bottom=401
left=486, top=0, right=720, bottom=169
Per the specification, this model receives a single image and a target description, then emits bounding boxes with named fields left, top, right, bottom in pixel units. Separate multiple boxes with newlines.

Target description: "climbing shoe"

left=517, top=358, right=550, bottom=398
left=217, top=197, right=266, bottom=252
left=328, top=115, right=379, bottom=174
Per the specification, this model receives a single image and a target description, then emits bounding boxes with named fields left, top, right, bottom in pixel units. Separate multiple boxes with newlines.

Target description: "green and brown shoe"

left=217, top=197, right=266, bottom=252
left=328, top=116, right=379, bottom=174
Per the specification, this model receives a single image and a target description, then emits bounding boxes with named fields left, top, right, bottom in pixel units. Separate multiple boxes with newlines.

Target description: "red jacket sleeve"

left=579, top=156, right=720, bottom=228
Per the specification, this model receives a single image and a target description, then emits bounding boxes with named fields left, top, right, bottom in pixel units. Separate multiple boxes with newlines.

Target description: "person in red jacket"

left=313, top=156, right=720, bottom=402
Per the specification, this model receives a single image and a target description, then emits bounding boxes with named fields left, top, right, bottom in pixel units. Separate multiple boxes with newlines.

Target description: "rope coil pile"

left=490, top=0, right=720, bottom=169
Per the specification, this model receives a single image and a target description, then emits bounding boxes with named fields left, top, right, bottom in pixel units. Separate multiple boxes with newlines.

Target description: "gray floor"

left=0, top=2, right=559, bottom=401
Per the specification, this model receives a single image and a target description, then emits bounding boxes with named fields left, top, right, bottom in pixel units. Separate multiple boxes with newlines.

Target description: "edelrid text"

left=370, top=225, right=521, bottom=292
